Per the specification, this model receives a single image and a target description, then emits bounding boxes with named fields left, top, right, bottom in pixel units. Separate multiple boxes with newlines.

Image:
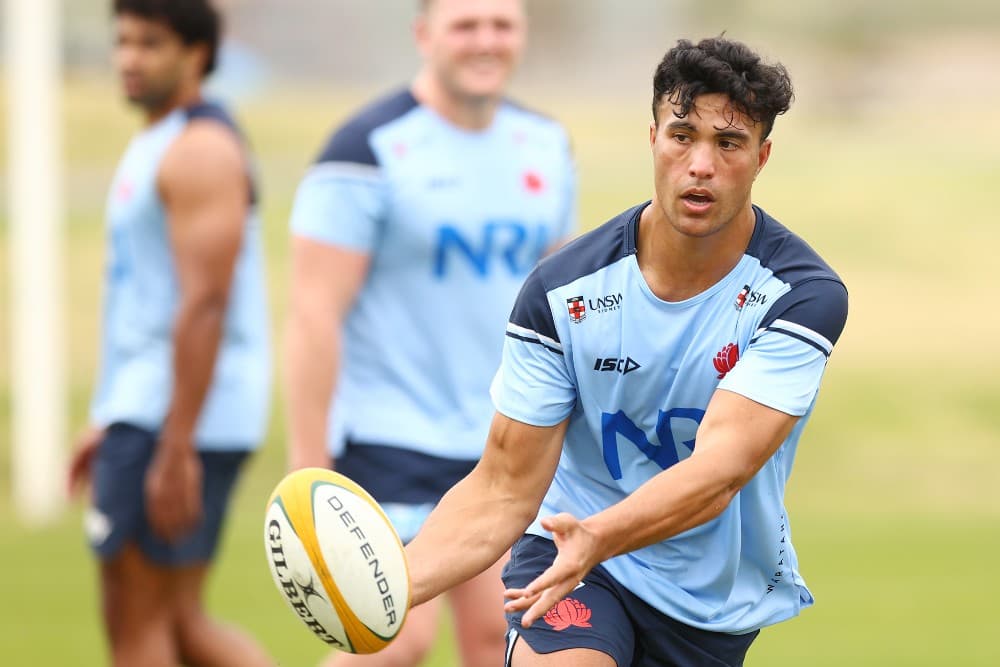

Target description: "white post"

left=5, top=0, right=65, bottom=524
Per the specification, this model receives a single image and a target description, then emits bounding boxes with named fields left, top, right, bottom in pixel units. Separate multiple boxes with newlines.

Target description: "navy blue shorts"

left=502, top=535, right=759, bottom=667
left=86, top=422, right=249, bottom=566
left=335, top=441, right=476, bottom=542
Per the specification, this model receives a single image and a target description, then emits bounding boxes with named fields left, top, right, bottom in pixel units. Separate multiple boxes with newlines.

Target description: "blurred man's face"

left=649, top=92, right=771, bottom=238
left=416, top=0, right=526, bottom=103
left=114, top=13, right=201, bottom=111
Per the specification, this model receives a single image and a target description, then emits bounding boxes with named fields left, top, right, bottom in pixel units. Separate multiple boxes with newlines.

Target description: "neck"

left=411, top=69, right=500, bottom=131
left=636, top=201, right=756, bottom=302
left=143, top=80, right=202, bottom=126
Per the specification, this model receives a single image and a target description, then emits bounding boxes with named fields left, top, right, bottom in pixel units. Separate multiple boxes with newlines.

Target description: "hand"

left=287, top=443, right=332, bottom=472
left=66, top=426, right=105, bottom=498
left=503, top=513, right=604, bottom=628
left=145, top=440, right=203, bottom=543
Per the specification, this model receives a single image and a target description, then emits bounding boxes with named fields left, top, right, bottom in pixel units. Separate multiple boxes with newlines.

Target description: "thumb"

left=540, top=512, right=576, bottom=534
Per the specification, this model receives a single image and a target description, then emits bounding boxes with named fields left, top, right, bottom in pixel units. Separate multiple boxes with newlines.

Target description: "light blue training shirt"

left=90, top=102, right=271, bottom=449
left=492, top=202, right=848, bottom=633
left=290, top=89, right=576, bottom=460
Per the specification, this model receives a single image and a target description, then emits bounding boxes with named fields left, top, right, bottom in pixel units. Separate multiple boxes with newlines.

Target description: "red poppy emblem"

left=523, top=170, right=545, bottom=194
left=713, top=343, right=739, bottom=379
left=543, top=597, right=592, bottom=631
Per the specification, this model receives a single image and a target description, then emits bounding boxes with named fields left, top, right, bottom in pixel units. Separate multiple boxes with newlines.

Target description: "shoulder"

left=498, top=99, right=572, bottom=149
left=509, top=203, right=642, bottom=336
left=748, top=209, right=849, bottom=349
left=747, top=206, right=844, bottom=287
left=314, top=89, right=420, bottom=166
left=533, top=202, right=644, bottom=292
left=159, top=115, right=245, bottom=200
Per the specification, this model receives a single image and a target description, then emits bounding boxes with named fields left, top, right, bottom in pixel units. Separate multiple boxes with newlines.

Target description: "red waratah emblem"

left=523, top=170, right=545, bottom=194
left=713, top=343, right=739, bottom=379
left=543, top=597, right=592, bottom=631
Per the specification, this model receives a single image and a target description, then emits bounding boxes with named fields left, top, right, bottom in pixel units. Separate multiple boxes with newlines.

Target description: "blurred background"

left=2, top=0, right=999, bottom=664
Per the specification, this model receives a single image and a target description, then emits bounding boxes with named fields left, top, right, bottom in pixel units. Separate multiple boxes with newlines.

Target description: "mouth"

left=680, top=188, right=716, bottom=212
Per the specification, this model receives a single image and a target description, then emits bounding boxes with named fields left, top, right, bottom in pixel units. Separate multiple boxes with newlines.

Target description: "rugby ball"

left=264, top=468, right=410, bottom=654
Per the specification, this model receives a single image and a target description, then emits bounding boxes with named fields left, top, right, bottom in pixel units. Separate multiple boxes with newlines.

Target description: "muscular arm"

left=146, top=119, right=248, bottom=541
left=505, top=389, right=798, bottom=626
left=405, top=412, right=567, bottom=607
left=284, top=237, right=369, bottom=470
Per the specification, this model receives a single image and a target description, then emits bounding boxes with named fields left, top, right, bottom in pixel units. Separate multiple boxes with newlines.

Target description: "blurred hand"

left=503, top=513, right=603, bottom=627
left=67, top=425, right=105, bottom=498
left=145, top=440, right=203, bottom=543
left=287, top=442, right=332, bottom=472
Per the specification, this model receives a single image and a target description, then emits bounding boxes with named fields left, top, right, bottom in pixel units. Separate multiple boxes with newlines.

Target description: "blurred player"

left=285, top=0, right=575, bottom=665
left=404, top=36, right=849, bottom=666
left=66, top=2, right=272, bottom=666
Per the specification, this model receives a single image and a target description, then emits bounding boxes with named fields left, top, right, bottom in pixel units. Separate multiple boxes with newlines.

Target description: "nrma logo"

left=601, top=409, right=705, bottom=480
left=434, top=221, right=550, bottom=278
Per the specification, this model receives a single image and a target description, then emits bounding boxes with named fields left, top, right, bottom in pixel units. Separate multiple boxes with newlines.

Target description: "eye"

left=671, top=133, right=691, bottom=144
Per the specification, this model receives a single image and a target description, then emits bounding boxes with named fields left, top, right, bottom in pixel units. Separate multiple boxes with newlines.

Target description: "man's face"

left=416, top=0, right=526, bottom=103
left=114, top=13, right=200, bottom=110
left=649, top=92, right=771, bottom=238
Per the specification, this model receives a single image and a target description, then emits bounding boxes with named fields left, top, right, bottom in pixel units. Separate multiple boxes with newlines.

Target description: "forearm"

left=285, top=308, right=339, bottom=467
left=584, top=451, right=744, bottom=561
left=406, top=466, right=538, bottom=606
left=161, top=293, right=228, bottom=448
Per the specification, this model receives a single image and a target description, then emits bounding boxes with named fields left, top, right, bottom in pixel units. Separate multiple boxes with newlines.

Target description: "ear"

left=187, top=42, right=211, bottom=79
left=414, top=15, right=431, bottom=59
left=756, top=139, right=772, bottom=175
left=649, top=120, right=657, bottom=148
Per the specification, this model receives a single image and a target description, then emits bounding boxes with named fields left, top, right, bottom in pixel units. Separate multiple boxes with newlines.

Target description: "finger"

left=503, top=590, right=542, bottom=613
left=522, top=581, right=577, bottom=628
left=539, top=512, right=575, bottom=533
left=503, top=586, right=533, bottom=600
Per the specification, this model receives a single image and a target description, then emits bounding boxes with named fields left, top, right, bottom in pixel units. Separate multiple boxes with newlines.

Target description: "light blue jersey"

left=90, top=102, right=271, bottom=450
left=492, top=202, right=848, bottom=633
left=290, top=90, right=576, bottom=460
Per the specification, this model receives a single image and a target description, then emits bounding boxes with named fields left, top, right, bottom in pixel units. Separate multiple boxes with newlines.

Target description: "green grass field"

left=2, top=75, right=999, bottom=665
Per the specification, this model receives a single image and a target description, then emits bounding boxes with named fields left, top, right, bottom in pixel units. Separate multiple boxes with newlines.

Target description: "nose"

left=687, top=142, right=715, bottom=180
left=472, top=22, right=506, bottom=52
left=115, top=44, right=140, bottom=72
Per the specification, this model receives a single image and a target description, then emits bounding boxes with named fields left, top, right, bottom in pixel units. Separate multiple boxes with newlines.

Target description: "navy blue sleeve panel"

left=747, top=206, right=844, bottom=287
left=508, top=265, right=560, bottom=343
left=759, top=278, right=849, bottom=348
left=184, top=101, right=258, bottom=205
left=313, top=89, right=418, bottom=166
left=531, top=202, right=645, bottom=291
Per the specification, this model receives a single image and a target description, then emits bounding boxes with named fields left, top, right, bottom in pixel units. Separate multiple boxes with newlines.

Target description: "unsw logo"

left=593, top=357, right=641, bottom=375
left=735, top=284, right=768, bottom=310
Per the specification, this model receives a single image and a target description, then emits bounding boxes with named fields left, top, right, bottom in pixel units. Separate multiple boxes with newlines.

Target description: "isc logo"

left=433, top=221, right=550, bottom=278
left=593, top=357, right=641, bottom=375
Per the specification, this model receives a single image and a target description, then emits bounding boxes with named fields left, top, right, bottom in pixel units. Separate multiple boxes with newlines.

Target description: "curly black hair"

left=113, top=0, right=221, bottom=76
left=652, top=37, right=794, bottom=140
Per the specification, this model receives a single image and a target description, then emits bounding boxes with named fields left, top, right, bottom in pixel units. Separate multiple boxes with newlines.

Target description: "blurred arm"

left=405, top=412, right=567, bottom=607
left=148, top=120, right=248, bottom=540
left=284, top=236, right=369, bottom=470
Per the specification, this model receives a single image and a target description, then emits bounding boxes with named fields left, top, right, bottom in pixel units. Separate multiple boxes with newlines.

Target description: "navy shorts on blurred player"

left=86, top=422, right=249, bottom=565
left=335, top=441, right=476, bottom=543
left=502, top=535, right=759, bottom=667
